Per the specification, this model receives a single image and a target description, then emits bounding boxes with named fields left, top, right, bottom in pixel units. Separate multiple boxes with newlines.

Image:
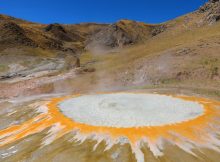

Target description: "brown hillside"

left=0, top=21, right=36, bottom=48
left=86, top=20, right=166, bottom=50
left=0, top=0, right=219, bottom=99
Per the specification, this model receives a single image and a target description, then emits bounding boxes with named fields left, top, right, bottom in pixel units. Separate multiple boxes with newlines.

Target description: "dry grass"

left=0, top=64, right=9, bottom=73
left=76, top=20, right=220, bottom=95
left=1, top=11, right=219, bottom=98
left=24, top=48, right=57, bottom=58
left=84, top=21, right=220, bottom=73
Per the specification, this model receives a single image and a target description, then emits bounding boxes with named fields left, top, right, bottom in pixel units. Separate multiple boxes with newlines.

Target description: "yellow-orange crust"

left=0, top=93, right=220, bottom=147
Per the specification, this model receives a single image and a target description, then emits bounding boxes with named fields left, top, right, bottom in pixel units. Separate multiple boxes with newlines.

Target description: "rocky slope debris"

left=86, top=20, right=166, bottom=50
left=199, top=0, right=220, bottom=24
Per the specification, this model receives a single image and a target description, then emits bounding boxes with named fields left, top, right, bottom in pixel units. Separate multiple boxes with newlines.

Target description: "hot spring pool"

left=58, top=93, right=204, bottom=128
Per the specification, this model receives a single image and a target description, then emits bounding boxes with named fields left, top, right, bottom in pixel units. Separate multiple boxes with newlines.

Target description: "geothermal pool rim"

left=58, top=92, right=205, bottom=128
left=0, top=92, right=220, bottom=162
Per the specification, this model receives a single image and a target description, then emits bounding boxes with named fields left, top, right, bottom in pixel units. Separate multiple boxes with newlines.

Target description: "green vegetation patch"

left=0, top=64, right=9, bottom=72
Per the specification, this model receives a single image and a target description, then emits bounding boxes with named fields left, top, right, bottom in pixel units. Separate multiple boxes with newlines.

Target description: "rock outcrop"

left=44, top=23, right=73, bottom=42
left=199, top=0, right=220, bottom=24
left=86, top=20, right=165, bottom=50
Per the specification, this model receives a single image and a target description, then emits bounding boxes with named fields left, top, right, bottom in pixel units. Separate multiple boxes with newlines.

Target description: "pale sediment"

left=59, top=93, right=204, bottom=128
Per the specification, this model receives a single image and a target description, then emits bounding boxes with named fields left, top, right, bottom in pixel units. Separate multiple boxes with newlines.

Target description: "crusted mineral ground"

left=59, top=93, right=204, bottom=127
left=0, top=1, right=220, bottom=162
left=0, top=92, right=220, bottom=162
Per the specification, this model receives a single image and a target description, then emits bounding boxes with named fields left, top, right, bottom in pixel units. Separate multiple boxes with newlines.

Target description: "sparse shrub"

left=211, top=66, right=218, bottom=78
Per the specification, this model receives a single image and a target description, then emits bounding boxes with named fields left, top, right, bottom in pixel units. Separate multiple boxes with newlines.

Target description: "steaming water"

left=59, top=93, right=204, bottom=128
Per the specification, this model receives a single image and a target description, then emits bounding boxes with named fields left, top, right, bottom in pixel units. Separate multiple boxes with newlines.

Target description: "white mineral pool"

left=58, top=93, right=204, bottom=128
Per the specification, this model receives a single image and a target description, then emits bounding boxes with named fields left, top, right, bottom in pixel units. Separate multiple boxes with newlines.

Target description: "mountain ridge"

left=0, top=0, right=219, bottom=99
left=0, top=0, right=219, bottom=55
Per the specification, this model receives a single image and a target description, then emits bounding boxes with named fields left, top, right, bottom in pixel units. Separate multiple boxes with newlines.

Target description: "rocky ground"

left=0, top=1, right=220, bottom=161
left=0, top=1, right=219, bottom=99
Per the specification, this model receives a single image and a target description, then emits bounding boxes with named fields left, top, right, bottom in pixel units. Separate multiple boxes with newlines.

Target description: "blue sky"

left=1, top=0, right=207, bottom=24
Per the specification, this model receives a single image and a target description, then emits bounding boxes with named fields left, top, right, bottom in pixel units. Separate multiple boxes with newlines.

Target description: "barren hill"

left=85, top=20, right=166, bottom=51
left=0, top=0, right=218, bottom=54
left=0, top=0, right=219, bottom=99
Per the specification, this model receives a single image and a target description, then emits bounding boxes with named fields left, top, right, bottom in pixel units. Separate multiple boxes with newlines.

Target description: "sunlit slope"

left=0, top=0, right=219, bottom=98
left=79, top=18, right=220, bottom=94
